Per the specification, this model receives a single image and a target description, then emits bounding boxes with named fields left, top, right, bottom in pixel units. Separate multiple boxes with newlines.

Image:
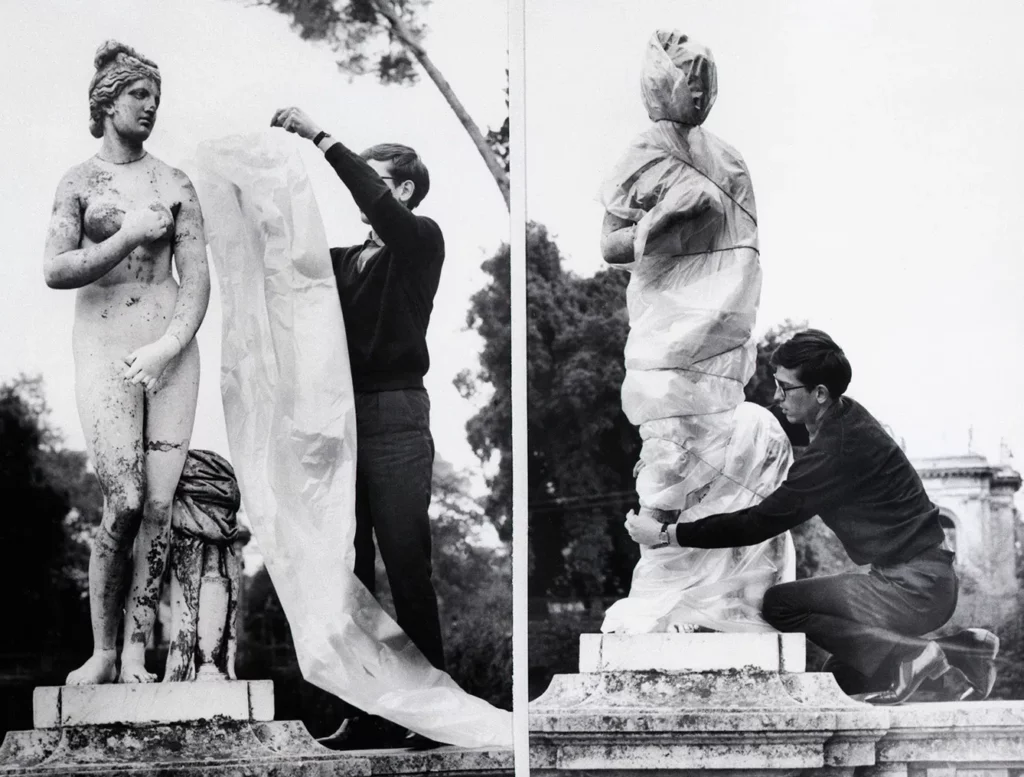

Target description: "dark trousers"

left=762, top=546, right=957, bottom=692
left=352, top=388, right=445, bottom=671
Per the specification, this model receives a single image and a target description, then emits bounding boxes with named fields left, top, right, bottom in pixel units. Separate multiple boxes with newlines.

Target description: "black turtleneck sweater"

left=324, top=141, right=444, bottom=392
left=675, top=397, right=945, bottom=567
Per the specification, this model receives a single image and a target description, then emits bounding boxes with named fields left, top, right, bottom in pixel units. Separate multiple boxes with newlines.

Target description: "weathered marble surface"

left=530, top=633, right=1024, bottom=776
left=0, top=718, right=513, bottom=776
left=32, top=680, right=272, bottom=728
left=580, top=633, right=806, bottom=673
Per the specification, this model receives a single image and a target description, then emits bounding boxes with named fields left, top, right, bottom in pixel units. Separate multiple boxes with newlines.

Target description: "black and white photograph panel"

left=0, top=0, right=513, bottom=768
left=526, top=0, right=1024, bottom=771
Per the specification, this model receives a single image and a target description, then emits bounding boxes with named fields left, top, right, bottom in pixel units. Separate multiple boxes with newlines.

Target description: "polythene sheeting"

left=602, top=403, right=795, bottom=633
left=189, top=132, right=511, bottom=748
left=600, top=32, right=794, bottom=634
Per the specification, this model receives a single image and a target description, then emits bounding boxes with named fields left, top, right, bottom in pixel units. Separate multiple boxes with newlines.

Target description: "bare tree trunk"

left=372, top=0, right=511, bottom=210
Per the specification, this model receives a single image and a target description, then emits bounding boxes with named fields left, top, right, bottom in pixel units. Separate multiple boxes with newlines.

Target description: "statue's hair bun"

left=94, top=40, right=158, bottom=73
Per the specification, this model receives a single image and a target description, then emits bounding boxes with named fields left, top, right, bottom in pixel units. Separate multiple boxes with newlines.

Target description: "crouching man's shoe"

left=938, top=628, right=999, bottom=700
left=860, top=641, right=952, bottom=706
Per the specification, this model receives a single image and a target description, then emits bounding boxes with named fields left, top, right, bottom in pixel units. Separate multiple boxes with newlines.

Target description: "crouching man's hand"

left=270, top=106, right=322, bottom=141
left=625, top=508, right=677, bottom=547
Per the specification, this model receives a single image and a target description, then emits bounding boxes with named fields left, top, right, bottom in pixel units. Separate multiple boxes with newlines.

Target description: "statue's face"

left=105, top=77, right=160, bottom=142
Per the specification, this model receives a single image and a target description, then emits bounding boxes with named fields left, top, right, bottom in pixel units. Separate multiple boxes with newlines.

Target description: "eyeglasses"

left=774, top=378, right=812, bottom=396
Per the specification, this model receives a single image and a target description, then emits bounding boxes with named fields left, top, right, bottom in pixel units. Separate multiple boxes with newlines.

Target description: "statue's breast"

left=82, top=200, right=124, bottom=244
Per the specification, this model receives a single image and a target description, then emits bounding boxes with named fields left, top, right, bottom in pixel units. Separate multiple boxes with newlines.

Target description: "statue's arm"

left=165, top=170, right=211, bottom=348
left=601, top=212, right=637, bottom=265
left=43, top=169, right=146, bottom=289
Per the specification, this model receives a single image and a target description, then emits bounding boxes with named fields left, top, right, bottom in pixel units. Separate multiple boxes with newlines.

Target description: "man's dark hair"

left=361, top=143, right=430, bottom=209
left=769, top=328, right=852, bottom=399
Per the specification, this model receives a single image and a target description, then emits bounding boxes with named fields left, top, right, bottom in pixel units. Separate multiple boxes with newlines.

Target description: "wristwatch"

left=651, top=521, right=672, bottom=549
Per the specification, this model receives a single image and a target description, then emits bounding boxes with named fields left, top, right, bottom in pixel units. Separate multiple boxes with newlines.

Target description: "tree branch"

left=370, top=0, right=510, bottom=209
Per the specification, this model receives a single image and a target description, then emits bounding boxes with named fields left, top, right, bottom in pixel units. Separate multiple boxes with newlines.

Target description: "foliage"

left=429, top=459, right=512, bottom=709
left=458, top=241, right=511, bottom=539
left=0, top=377, right=94, bottom=654
left=989, top=518, right=1024, bottom=698
left=484, top=75, right=510, bottom=175
left=261, top=0, right=428, bottom=85
left=525, top=222, right=641, bottom=598
left=0, top=376, right=94, bottom=737
left=258, top=0, right=510, bottom=206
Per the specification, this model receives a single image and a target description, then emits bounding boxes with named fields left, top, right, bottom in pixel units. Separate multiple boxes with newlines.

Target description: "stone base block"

left=0, top=719, right=514, bottom=776
left=32, top=680, right=274, bottom=727
left=580, top=633, right=806, bottom=673
left=530, top=667, right=888, bottom=772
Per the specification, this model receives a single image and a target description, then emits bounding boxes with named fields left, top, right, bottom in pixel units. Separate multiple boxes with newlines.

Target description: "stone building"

left=912, top=452, right=1022, bottom=632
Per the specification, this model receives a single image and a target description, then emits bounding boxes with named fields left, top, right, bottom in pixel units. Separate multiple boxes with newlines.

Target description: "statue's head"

left=360, top=143, right=431, bottom=215
left=88, top=40, right=161, bottom=140
left=641, top=30, right=717, bottom=126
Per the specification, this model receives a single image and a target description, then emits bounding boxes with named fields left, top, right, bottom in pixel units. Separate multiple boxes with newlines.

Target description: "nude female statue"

left=44, top=41, right=210, bottom=684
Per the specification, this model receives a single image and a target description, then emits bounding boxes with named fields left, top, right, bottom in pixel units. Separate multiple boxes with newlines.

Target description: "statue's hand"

left=270, top=106, right=321, bottom=141
left=123, top=334, right=182, bottom=390
left=121, top=204, right=173, bottom=245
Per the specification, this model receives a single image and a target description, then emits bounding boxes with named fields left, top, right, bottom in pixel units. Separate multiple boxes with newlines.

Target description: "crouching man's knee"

left=761, top=583, right=794, bottom=631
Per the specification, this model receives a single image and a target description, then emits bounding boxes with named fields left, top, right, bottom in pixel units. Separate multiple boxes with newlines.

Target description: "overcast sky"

left=526, top=0, right=1024, bottom=470
left=0, top=0, right=507, bottom=485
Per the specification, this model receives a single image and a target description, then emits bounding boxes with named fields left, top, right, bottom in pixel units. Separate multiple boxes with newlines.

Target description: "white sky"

left=526, top=0, right=1024, bottom=470
left=0, top=0, right=508, bottom=485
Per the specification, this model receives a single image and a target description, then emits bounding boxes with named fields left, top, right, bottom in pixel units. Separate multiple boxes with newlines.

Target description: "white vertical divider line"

left=508, top=0, right=528, bottom=771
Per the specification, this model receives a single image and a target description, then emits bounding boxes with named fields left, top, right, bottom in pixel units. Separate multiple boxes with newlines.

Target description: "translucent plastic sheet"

left=189, top=132, right=511, bottom=748
left=602, top=403, right=795, bottom=633
left=600, top=32, right=795, bottom=634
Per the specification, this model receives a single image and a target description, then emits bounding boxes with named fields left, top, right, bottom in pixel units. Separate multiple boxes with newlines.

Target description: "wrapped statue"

left=599, top=31, right=795, bottom=633
left=44, top=41, right=210, bottom=683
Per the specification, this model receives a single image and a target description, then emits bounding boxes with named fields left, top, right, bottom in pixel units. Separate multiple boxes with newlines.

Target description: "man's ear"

left=814, top=385, right=831, bottom=405
left=399, top=180, right=415, bottom=204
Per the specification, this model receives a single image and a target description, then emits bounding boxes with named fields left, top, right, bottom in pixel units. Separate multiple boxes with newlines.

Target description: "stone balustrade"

left=530, top=633, right=1024, bottom=777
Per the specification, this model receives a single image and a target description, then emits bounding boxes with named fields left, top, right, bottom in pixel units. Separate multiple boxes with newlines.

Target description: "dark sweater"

left=675, top=397, right=945, bottom=567
left=324, top=141, right=444, bottom=392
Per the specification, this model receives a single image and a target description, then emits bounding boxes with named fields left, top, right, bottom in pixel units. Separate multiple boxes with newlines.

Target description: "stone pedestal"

left=529, top=632, right=1024, bottom=776
left=0, top=682, right=514, bottom=776
left=531, top=633, right=887, bottom=775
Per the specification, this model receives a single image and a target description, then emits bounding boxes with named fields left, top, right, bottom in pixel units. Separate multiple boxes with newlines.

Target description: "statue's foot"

left=118, top=658, right=156, bottom=683
left=66, top=651, right=118, bottom=685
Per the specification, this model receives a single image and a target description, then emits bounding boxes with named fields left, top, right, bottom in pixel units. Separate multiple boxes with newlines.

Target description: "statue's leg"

left=120, top=341, right=200, bottom=683
left=66, top=353, right=146, bottom=685
left=163, top=532, right=203, bottom=682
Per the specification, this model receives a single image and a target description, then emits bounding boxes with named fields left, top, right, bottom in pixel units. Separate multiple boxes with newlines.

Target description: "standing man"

left=625, top=329, right=999, bottom=704
left=272, top=107, right=445, bottom=747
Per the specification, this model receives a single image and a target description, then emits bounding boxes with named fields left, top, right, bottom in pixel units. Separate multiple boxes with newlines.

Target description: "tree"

left=458, top=240, right=511, bottom=539
left=0, top=376, right=94, bottom=737
left=259, top=0, right=510, bottom=208
left=525, top=223, right=641, bottom=599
